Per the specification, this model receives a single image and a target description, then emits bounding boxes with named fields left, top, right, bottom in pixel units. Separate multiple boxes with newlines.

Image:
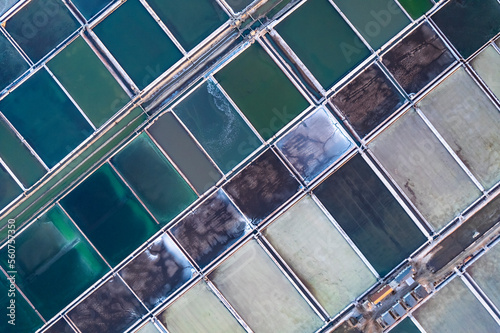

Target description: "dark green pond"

left=5, top=0, right=80, bottom=62
left=145, top=0, right=228, bottom=51
left=0, top=205, right=109, bottom=319
left=60, top=163, right=159, bottom=266
left=93, top=0, right=183, bottom=90
left=0, top=118, right=46, bottom=188
left=0, top=69, right=93, bottom=168
left=111, top=133, right=197, bottom=225
left=0, top=163, right=21, bottom=210
left=174, top=80, right=261, bottom=173
left=276, top=0, right=370, bottom=89
left=0, top=32, right=29, bottom=91
left=72, top=0, right=113, bottom=20
left=48, top=36, right=129, bottom=128
left=431, top=0, right=500, bottom=58
left=398, top=0, right=433, bottom=19
left=314, top=154, right=426, bottom=276
left=215, top=43, right=309, bottom=140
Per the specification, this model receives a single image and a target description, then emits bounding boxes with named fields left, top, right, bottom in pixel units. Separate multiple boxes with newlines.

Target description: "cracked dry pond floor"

left=170, top=189, right=249, bottom=268
left=331, top=62, right=406, bottom=137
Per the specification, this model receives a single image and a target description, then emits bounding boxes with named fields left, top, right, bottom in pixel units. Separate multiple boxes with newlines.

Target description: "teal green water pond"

left=215, top=43, right=309, bottom=140
left=145, top=0, right=228, bottom=51
left=174, top=80, right=261, bottom=173
left=0, top=205, right=109, bottom=319
left=0, top=163, right=21, bottom=210
left=0, top=118, right=46, bottom=188
left=49, top=37, right=129, bottom=128
left=111, top=133, right=197, bottom=225
left=276, top=0, right=370, bottom=89
left=93, top=0, right=183, bottom=90
left=72, top=0, right=113, bottom=20
left=0, top=32, right=29, bottom=91
left=5, top=0, right=80, bottom=62
left=0, top=273, right=43, bottom=332
left=60, top=163, right=158, bottom=266
left=333, top=0, right=411, bottom=50
left=0, top=69, right=93, bottom=168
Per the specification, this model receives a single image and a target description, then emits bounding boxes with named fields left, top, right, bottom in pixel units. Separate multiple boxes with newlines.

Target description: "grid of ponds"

left=0, top=0, right=499, bottom=332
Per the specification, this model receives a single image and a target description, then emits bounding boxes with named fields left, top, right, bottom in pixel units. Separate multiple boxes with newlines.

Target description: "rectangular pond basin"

left=44, top=318, right=75, bottom=333
left=418, top=68, right=500, bottom=189
left=48, top=36, right=129, bottom=128
left=174, top=80, right=261, bottom=173
left=431, top=0, right=500, bottom=59
left=0, top=205, right=109, bottom=319
left=170, top=189, right=249, bottom=268
left=147, top=111, right=222, bottom=193
left=276, top=107, right=353, bottom=183
left=0, top=31, right=29, bottom=91
left=426, top=194, right=500, bottom=273
left=0, top=158, right=22, bottom=209
left=93, top=0, right=183, bottom=90
left=145, top=0, right=228, bottom=51
left=468, top=241, right=500, bottom=310
left=209, top=240, right=323, bottom=333
left=0, top=0, right=20, bottom=16
left=313, top=154, right=426, bottom=276
left=223, top=149, right=300, bottom=225
left=215, top=43, right=309, bottom=141
left=111, top=132, right=197, bottom=225
left=225, top=0, right=254, bottom=13
left=471, top=45, right=500, bottom=100
left=263, top=195, right=376, bottom=316
left=413, top=277, right=499, bottom=333
left=157, top=280, right=246, bottom=333
left=134, top=322, right=161, bottom=333
left=68, top=276, right=147, bottom=333
left=0, top=273, right=43, bottom=332
left=332, top=0, right=411, bottom=50
left=0, top=118, right=46, bottom=188
left=369, top=109, right=481, bottom=230
left=0, top=68, right=93, bottom=168
left=5, top=0, right=80, bottom=62
left=390, top=317, right=421, bottom=333
left=275, top=0, right=370, bottom=89
left=119, top=233, right=194, bottom=310
left=72, top=0, right=113, bottom=20
left=398, top=0, right=433, bottom=19
left=382, top=22, right=455, bottom=95
left=331, top=62, right=406, bottom=137
left=60, top=163, right=159, bottom=266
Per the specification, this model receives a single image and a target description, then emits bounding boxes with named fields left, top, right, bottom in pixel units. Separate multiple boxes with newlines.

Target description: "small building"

left=403, top=292, right=418, bottom=308
left=392, top=302, right=406, bottom=317
left=381, top=311, right=396, bottom=326
left=369, top=285, right=393, bottom=305
left=389, top=266, right=415, bottom=289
